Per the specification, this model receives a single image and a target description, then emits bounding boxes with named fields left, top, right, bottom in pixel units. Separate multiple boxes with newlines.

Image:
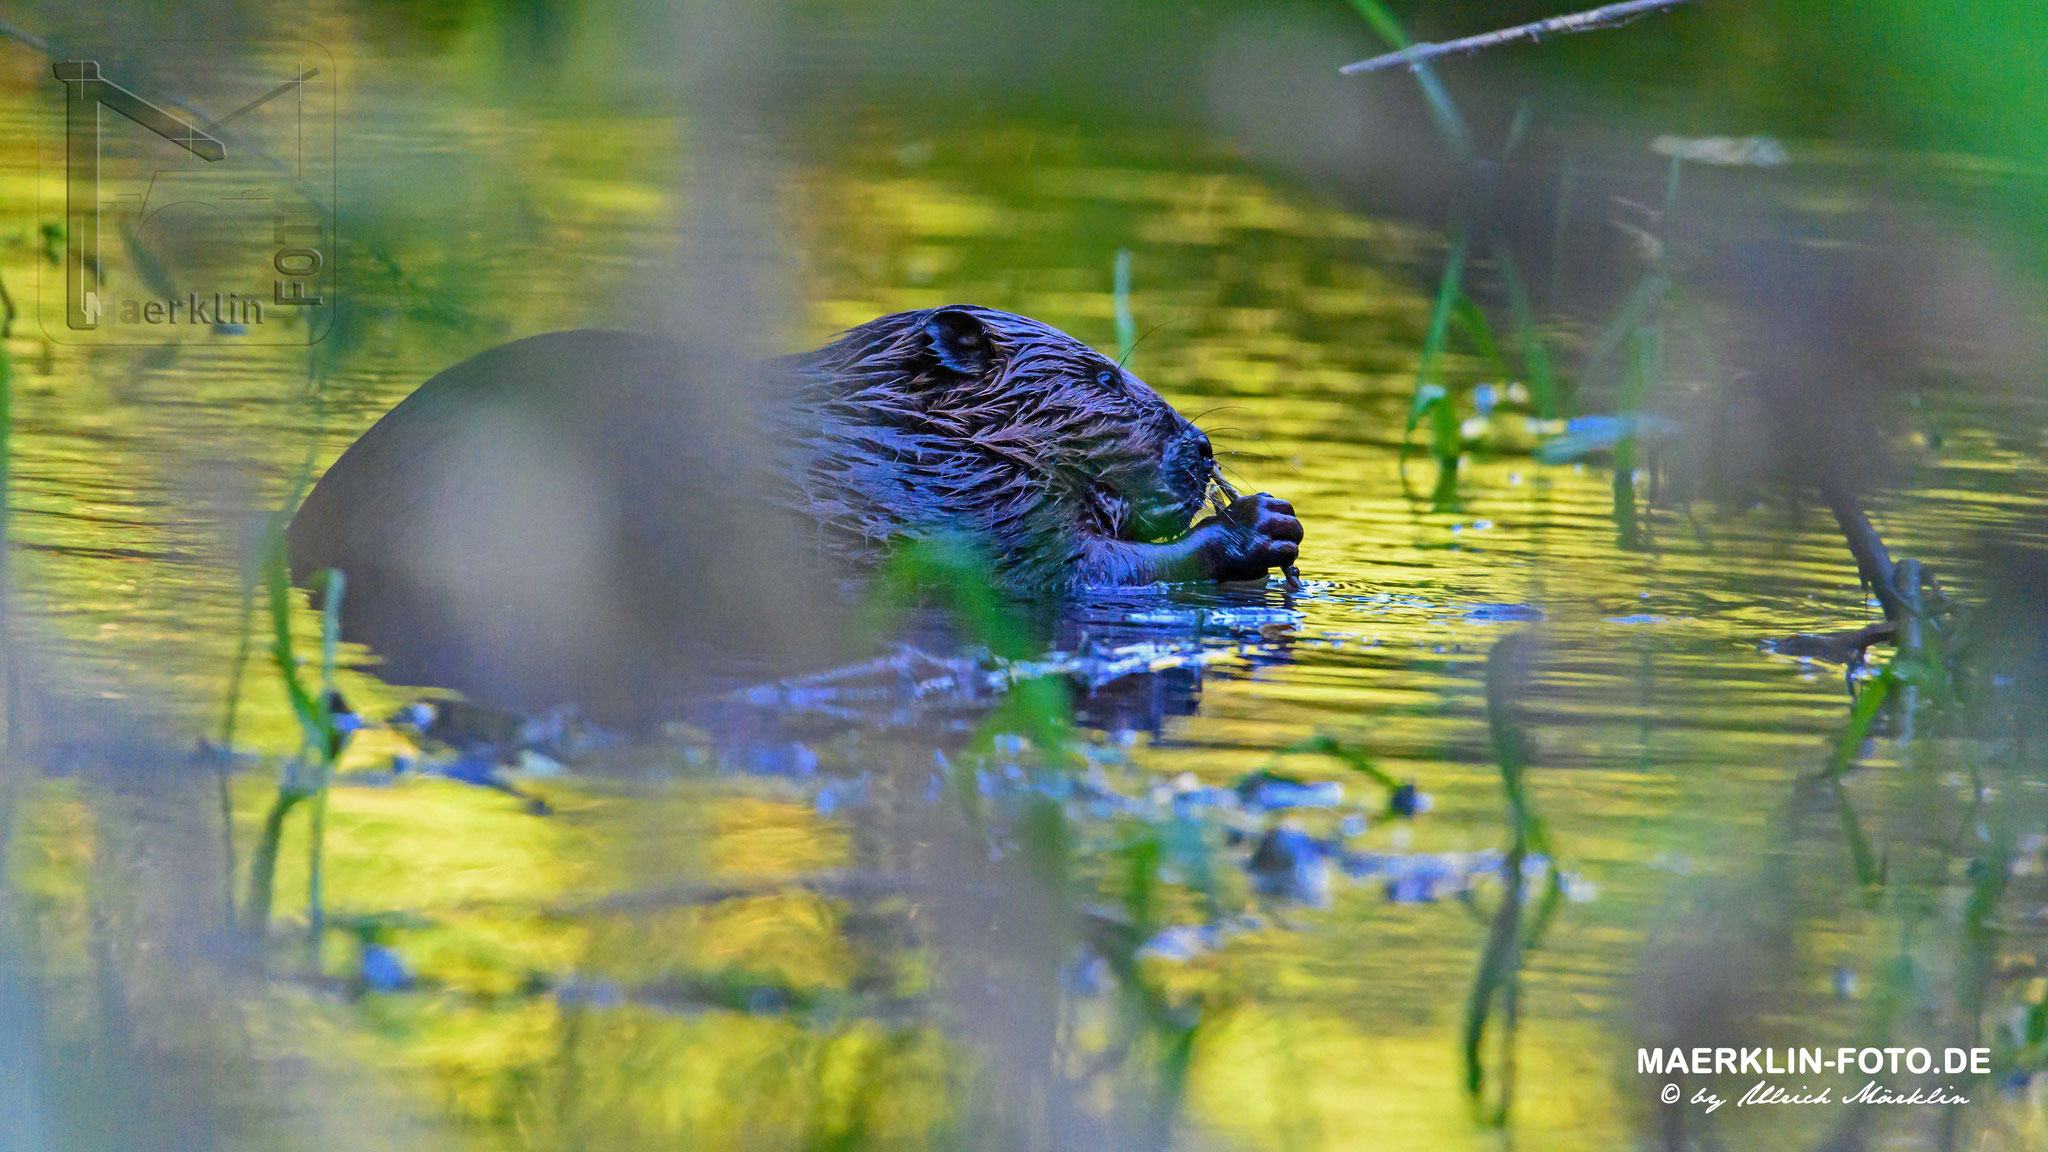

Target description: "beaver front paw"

left=1197, top=493, right=1303, bottom=583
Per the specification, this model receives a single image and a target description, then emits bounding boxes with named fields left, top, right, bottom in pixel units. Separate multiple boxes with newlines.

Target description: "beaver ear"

left=924, top=308, right=993, bottom=377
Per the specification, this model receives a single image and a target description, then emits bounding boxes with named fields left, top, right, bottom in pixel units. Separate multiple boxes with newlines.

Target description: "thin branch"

left=1340, top=0, right=1692, bottom=75
left=1766, top=621, right=1894, bottom=666
left=1819, top=479, right=1906, bottom=624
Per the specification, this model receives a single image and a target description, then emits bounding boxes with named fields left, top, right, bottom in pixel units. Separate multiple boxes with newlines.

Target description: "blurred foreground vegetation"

left=1, top=2, right=2048, bottom=1151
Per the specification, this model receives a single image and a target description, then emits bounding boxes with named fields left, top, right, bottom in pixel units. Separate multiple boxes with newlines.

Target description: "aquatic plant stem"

left=1465, top=633, right=1565, bottom=1126
left=305, top=570, right=345, bottom=960
left=243, top=507, right=341, bottom=945
left=1405, top=225, right=1470, bottom=467
left=1493, top=238, right=1563, bottom=418
left=1548, top=156, right=1578, bottom=311
left=1611, top=328, right=1659, bottom=549
left=214, top=559, right=259, bottom=923
left=243, top=789, right=303, bottom=938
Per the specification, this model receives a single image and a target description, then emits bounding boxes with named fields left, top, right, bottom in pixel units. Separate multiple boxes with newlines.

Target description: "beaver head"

left=791, top=306, right=1219, bottom=583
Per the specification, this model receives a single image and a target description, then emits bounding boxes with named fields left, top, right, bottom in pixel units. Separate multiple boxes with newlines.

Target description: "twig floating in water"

left=1339, top=0, right=1692, bottom=75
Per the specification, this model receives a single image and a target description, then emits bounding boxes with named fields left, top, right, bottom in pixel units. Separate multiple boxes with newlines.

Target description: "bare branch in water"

left=1819, top=479, right=1906, bottom=624
left=1339, top=0, right=1692, bottom=75
left=1765, top=621, right=1895, bottom=666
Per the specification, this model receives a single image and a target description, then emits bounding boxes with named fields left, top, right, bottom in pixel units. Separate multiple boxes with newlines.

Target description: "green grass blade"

left=1289, top=733, right=1403, bottom=792
left=1463, top=633, right=1566, bottom=1127
left=1827, top=672, right=1893, bottom=779
left=1612, top=327, right=1661, bottom=549
left=1661, top=150, right=1685, bottom=223
left=1491, top=238, right=1563, bottom=417
left=263, top=530, right=333, bottom=758
left=247, top=503, right=338, bottom=942
left=1582, top=272, right=1667, bottom=385
left=1451, top=297, right=1505, bottom=372
left=306, top=570, right=345, bottom=955
left=1831, top=777, right=1886, bottom=896
left=1500, top=100, right=1532, bottom=164
left=1548, top=156, right=1578, bottom=310
left=243, top=788, right=305, bottom=939
left=1410, top=225, right=1471, bottom=463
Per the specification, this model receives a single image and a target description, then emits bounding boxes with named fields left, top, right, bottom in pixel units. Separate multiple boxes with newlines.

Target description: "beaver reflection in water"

left=288, top=306, right=1303, bottom=718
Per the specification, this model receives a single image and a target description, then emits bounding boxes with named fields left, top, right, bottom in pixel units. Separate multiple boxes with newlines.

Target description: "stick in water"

left=1339, top=0, right=1691, bottom=75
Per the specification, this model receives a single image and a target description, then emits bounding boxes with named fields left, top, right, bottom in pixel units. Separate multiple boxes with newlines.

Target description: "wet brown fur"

left=778, top=305, right=1216, bottom=587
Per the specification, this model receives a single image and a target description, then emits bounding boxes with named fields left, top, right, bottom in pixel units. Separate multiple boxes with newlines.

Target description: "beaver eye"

left=1094, top=367, right=1121, bottom=389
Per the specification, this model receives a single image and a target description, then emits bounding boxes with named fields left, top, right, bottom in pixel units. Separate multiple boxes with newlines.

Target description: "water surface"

left=2, top=11, right=2045, bottom=1151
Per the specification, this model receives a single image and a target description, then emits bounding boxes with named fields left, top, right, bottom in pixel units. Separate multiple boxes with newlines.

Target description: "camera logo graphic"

left=42, top=42, right=335, bottom=345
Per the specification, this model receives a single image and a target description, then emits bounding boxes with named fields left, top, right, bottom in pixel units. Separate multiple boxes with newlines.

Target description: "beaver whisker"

left=1116, top=316, right=1189, bottom=369
left=1215, top=463, right=1262, bottom=495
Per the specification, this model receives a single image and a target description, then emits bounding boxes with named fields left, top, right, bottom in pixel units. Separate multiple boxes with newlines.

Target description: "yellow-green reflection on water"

left=0, top=29, right=2044, bottom=1152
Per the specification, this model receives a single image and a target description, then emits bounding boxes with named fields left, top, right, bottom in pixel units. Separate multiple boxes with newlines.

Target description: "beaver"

left=288, top=305, right=1302, bottom=717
